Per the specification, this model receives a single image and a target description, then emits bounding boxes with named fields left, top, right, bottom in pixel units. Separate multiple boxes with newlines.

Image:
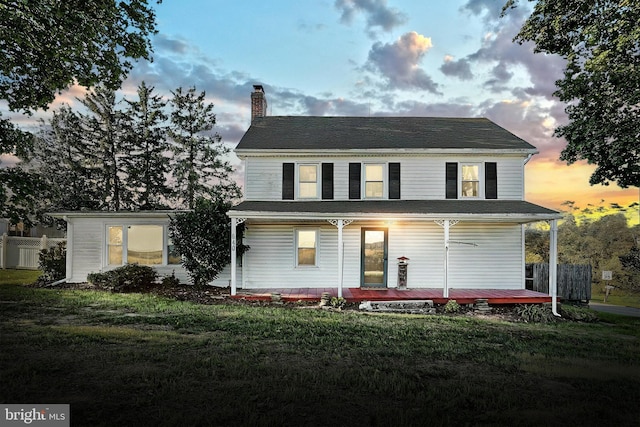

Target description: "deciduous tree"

left=505, top=0, right=640, bottom=188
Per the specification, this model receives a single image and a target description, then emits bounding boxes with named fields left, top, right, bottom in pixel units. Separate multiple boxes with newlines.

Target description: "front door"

left=361, top=228, right=388, bottom=288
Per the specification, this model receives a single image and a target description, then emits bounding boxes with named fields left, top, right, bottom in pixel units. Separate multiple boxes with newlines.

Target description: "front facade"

left=227, top=86, right=561, bottom=298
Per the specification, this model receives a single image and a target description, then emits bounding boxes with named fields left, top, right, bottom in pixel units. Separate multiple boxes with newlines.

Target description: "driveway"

left=589, top=302, right=640, bottom=318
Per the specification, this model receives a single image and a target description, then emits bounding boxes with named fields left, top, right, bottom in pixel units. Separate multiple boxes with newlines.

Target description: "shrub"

left=36, top=241, right=66, bottom=284
left=88, top=264, right=158, bottom=293
left=515, top=304, right=556, bottom=323
left=560, top=304, right=599, bottom=322
left=161, top=271, right=181, bottom=287
left=443, top=299, right=461, bottom=313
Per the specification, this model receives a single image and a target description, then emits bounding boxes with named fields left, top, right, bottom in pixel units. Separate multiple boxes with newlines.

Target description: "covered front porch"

left=231, top=287, right=552, bottom=304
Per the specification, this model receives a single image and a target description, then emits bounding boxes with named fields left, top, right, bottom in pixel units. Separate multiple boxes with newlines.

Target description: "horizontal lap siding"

left=69, top=217, right=191, bottom=284
left=243, top=224, right=337, bottom=288
left=244, top=158, right=282, bottom=200
left=497, top=158, right=524, bottom=199
left=70, top=219, right=103, bottom=282
left=244, top=221, right=446, bottom=289
left=448, top=223, right=523, bottom=289
left=243, top=156, right=525, bottom=201
left=387, top=222, right=444, bottom=288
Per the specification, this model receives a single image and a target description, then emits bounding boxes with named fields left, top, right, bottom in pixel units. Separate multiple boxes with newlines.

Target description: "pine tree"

left=122, top=81, right=171, bottom=210
left=33, top=106, right=102, bottom=212
left=78, top=86, right=130, bottom=210
left=168, top=86, right=240, bottom=209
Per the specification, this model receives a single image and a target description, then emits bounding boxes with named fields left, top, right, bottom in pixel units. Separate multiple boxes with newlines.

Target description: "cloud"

left=365, top=32, right=442, bottom=93
left=440, top=55, right=474, bottom=80
left=335, top=0, right=407, bottom=36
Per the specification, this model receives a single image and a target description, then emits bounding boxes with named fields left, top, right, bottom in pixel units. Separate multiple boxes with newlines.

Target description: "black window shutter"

left=389, top=163, right=401, bottom=199
left=322, top=163, right=334, bottom=199
left=349, top=163, right=361, bottom=199
left=445, top=162, right=458, bottom=199
left=282, top=163, right=294, bottom=200
left=485, top=162, right=497, bottom=199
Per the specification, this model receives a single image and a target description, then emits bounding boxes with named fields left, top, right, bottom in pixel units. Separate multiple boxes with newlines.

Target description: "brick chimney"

left=251, top=85, right=267, bottom=122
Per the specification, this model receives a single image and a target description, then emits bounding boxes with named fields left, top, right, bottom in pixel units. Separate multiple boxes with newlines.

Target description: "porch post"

left=444, top=220, right=450, bottom=299
left=337, top=219, right=344, bottom=298
left=549, top=219, right=560, bottom=316
left=230, top=217, right=237, bottom=296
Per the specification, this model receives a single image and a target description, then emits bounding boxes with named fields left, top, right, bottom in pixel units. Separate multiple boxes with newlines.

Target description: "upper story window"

left=298, top=164, right=318, bottom=198
left=461, top=164, right=480, bottom=198
left=446, top=162, right=497, bottom=200
left=349, top=162, right=400, bottom=200
left=364, top=164, right=384, bottom=198
left=283, top=163, right=333, bottom=200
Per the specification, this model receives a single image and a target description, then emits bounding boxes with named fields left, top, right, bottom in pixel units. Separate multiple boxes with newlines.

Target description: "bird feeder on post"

left=397, top=256, right=410, bottom=290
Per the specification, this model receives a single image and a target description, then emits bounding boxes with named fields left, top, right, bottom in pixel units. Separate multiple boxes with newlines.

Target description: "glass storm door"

left=361, top=228, right=388, bottom=288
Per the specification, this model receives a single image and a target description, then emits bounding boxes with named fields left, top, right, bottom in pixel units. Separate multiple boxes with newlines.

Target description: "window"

left=106, top=224, right=178, bottom=266
left=364, top=164, right=384, bottom=198
left=298, top=164, right=318, bottom=198
left=108, top=226, right=123, bottom=265
left=127, top=225, right=163, bottom=265
left=461, top=164, right=480, bottom=198
left=296, top=229, right=317, bottom=266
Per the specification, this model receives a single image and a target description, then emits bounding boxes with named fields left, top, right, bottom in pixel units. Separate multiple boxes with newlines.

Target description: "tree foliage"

left=168, top=198, right=248, bottom=287
left=506, top=0, right=640, bottom=188
left=0, top=0, right=160, bottom=112
left=121, top=81, right=171, bottom=209
left=526, top=208, right=640, bottom=292
left=169, top=87, right=241, bottom=209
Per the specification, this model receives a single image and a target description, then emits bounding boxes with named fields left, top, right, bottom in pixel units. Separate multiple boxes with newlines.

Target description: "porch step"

left=359, top=299, right=436, bottom=314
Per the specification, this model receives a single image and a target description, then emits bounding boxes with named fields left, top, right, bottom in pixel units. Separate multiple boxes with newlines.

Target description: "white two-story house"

left=227, top=86, right=562, bottom=300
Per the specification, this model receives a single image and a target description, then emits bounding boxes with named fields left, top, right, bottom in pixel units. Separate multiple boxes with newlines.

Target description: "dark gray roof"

left=236, top=117, right=537, bottom=151
left=230, top=200, right=559, bottom=218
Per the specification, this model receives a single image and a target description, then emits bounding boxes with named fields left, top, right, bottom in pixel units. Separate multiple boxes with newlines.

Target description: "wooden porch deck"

left=232, top=288, right=552, bottom=305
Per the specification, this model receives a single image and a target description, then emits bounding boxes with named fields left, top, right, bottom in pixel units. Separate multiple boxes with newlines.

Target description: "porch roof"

left=229, top=200, right=561, bottom=223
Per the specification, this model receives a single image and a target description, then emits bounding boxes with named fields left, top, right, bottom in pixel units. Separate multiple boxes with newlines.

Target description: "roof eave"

left=228, top=210, right=561, bottom=224
left=235, top=148, right=539, bottom=158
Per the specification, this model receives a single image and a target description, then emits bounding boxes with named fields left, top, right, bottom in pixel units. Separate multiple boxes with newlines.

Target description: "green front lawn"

left=0, top=269, right=41, bottom=285
left=1, top=283, right=639, bottom=426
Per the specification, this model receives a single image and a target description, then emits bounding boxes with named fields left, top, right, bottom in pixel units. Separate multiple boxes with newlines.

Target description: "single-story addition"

left=48, top=211, right=191, bottom=284
left=225, top=85, right=563, bottom=310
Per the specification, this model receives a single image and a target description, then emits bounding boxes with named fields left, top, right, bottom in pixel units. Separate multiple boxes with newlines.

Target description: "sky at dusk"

left=3, top=0, right=639, bottom=223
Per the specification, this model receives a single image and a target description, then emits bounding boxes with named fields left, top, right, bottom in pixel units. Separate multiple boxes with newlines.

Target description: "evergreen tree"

left=78, top=86, right=130, bottom=210
left=122, top=81, right=171, bottom=209
left=168, top=86, right=240, bottom=209
left=32, top=106, right=102, bottom=212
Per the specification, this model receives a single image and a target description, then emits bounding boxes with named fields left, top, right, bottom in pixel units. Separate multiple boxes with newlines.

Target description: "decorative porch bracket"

left=230, top=217, right=247, bottom=296
left=328, top=219, right=353, bottom=298
left=434, top=219, right=460, bottom=298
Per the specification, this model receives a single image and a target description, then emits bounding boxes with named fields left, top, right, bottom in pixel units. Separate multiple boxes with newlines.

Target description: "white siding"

left=241, top=220, right=523, bottom=290
left=67, top=217, right=191, bottom=284
left=241, top=223, right=337, bottom=288
left=243, top=155, right=525, bottom=201
left=448, top=222, right=524, bottom=289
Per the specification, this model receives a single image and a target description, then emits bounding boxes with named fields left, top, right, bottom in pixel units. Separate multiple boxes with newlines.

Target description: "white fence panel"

left=0, top=234, right=66, bottom=270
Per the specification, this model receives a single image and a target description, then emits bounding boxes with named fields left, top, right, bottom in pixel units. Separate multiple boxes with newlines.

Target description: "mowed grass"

left=1, top=284, right=639, bottom=427
left=591, top=284, right=640, bottom=308
left=0, top=269, right=41, bottom=285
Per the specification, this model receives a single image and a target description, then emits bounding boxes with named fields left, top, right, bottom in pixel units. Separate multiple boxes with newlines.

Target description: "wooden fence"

left=525, top=263, right=592, bottom=301
left=0, top=234, right=66, bottom=270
